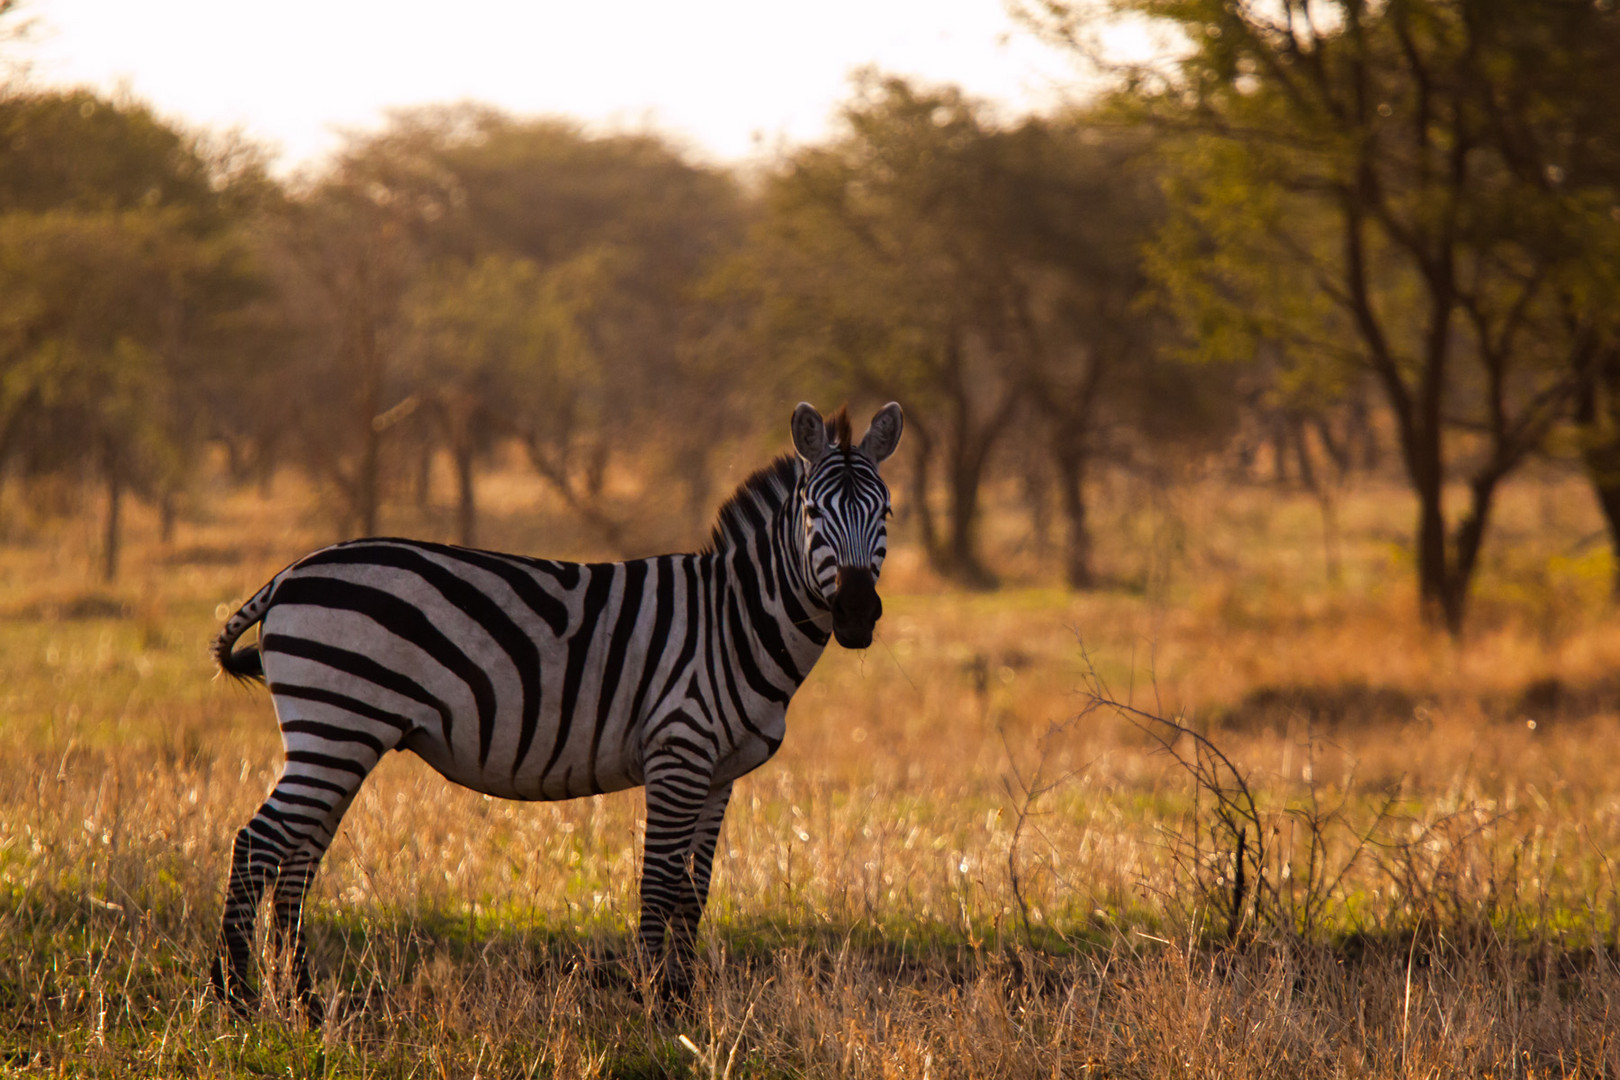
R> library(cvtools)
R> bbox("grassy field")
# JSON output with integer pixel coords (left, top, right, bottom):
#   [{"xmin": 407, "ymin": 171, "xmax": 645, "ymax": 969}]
[{"xmin": 2, "ymin": 456, "xmax": 1620, "ymax": 1077}]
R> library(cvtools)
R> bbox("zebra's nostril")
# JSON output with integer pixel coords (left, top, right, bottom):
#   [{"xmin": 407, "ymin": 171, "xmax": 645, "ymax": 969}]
[{"xmin": 831, "ymin": 573, "xmax": 882, "ymax": 627}]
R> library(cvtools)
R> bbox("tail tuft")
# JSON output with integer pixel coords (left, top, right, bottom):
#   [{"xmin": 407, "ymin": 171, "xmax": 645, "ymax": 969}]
[{"xmin": 214, "ymin": 641, "xmax": 265, "ymax": 684}]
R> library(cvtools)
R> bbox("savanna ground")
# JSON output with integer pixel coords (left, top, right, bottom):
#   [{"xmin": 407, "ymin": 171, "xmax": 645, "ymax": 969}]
[{"xmin": 2, "ymin": 452, "xmax": 1619, "ymax": 1078}]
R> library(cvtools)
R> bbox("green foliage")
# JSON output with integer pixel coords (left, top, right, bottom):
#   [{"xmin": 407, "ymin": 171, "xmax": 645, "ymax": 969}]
[
  {"xmin": 1101, "ymin": 0, "xmax": 1620, "ymax": 628},
  {"xmin": 0, "ymin": 90, "xmax": 215, "ymax": 220},
  {"xmin": 0, "ymin": 88, "xmax": 272, "ymax": 575},
  {"xmin": 0, "ymin": 209, "xmax": 234, "ymax": 486},
  {"xmin": 402, "ymin": 253, "xmax": 603, "ymax": 457}
]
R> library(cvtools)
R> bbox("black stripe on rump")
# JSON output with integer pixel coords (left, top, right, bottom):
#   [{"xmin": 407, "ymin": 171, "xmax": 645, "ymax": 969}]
[
  {"xmin": 285, "ymin": 749, "xmax": 369, "ymax": 778},
  {"xmin": 263, "ymin": 633, "xmax": 453, "ymax": 741},
  {"xmin": 271, "ymin": 576, "xmax": 498, "ymax": 759},
  {"xmin": 295, "ymin": 545, "xmax": 537, "ymax": 769},
  {"xmin": 273, "ymin": 683, "xmax": 412, "ymax": 736},
  {"xmin": 279, "ymin": 774, "xmax": 351, "ymax": 797},
  {"xmin": 543, "ymin": 563, "xmax": 616, "ymax": 785},
  {"xmin": 281, "ymin": 719, "xmax": 386, "ymax": 755},
  {"xmin": 586, "ymin": 559, "xmax": 648, "ymax": 794}
]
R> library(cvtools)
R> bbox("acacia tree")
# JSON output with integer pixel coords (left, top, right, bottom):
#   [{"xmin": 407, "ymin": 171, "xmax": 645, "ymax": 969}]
[
  {"xmin": 747, "ymin": 77, "xmax": 1046, "ymax": 587},
  {"xmin": 330, "ymin": 107, "xmax": 747, "ymax": 544},
  {"xmin": 1466, "ymin": 7, "xmax": 1620, "ymax": 594},
  {"xmin": 0, "ymin": 90, "xmax": 263, "ymax": 577},
  {"xmin": 271, "ymin": 169, "xmax": 419, "ymax": 538},
  {"xmin": 1055, "ymin": 0, "xmax": 1618, "ymax": 632},
  {"xmin": 985, "ymin": 118, "xmax": 1211, "ymax": 588},
  {"xmin": 401, "ymin": 253, "xmax": 609, "ymax": 546},
  {"xmin": 747, "ymin": 77, "xmax": 1203, "ymax": 588}
]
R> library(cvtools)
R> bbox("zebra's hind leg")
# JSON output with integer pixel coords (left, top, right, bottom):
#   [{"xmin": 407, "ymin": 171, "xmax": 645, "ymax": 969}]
[
  {"xmin": 211, "ymin": 806, "xmax": 283, "ymax": 1015},
  {"xmin": 213, "ymin": 757, "xmax": 369, "ymax": 1020},
  {"xmin": 269, "ymin": 796, "xmax": 352, "ymax": 1027}
]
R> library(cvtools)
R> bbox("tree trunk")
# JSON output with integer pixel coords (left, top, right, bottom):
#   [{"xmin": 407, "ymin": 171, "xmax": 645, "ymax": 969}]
[
  {"xmin": 945, "ymin": 440, "xmax": 995, "ymax": 589},
  {"xmin": 1052, "ymin": 444, "xmax": 1093, "ymax": 590},
  {"xmin": 1314, "ymin": 487, "xmax": 1343, "ymax": 588},
  {"xmin": 102, "ymin": 469, "xmax": 123, "ymax": 583},
  {"xmin": 357, "ymin": 375, "xmax": 381, "ymax": 538},
  {"xmin": 1271, "ymin": 417, "xmax": 1292, "ymax": 486},
  {"xmin": 1413, "ymin": 462, "xmax": 1451, "ymax": 630},
  {"xmin": 454, "ymin": 442, "xmax": 477, "ymax": 547},
  {"xmin": 907, "ymin": 425, "xmax": 940, "ymax": 567},
  {"xmin": 1290, "ymin": 415, "xmax": 1317, "ymax": 491},
  {"xmin": 1444, "ymin": 475, "xmax": 1503, "ymax": 634},
  {"xmin": 1591, "ymin": 472, "xmax": 1620, "ymax": 599},
  {"xmin": 1411, "ymin": 447, "xmax": 1504, "ymax": 636},
  {"xmin": 159, "ymin": 490, "xmax": 177, "ymax": 545},
  {"xmin": 584, "ymin": 439, "xmax": 610, "ymax": 502},
  {"xmin": 1576, "ymin": 349, "xmax": 1620, "ymax": 598},
  {"xmin": 351, "ymin": 263, "xmax": 384, "ymax": 539},
  {"xmin": 935, "ymin": 348, "xmax": 1008, "ymax": 588},
  {"xmin": 1021, "ymin": 460, "xmax": 1051, "ymax": 558},
  {"xmin": 415, "ymin": 440, "xmax": 434, "ymax": 511},
  {"xmin": 255, "ymin": 435, "xmax": 277, "ymax": 499}
]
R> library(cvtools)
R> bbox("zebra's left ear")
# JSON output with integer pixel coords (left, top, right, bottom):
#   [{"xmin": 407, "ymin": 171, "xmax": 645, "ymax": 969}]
[{"xmin": 859, "ymin": 402, "xmax": 904, "ymax": 463}]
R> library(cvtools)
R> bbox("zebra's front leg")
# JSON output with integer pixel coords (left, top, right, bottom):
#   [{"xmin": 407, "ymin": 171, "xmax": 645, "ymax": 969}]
[
  {"xmin": 637, "ymin": 747, "xmax": 717, "ymax": 998},
  {"xmin": 668, "ymin": 781, "xmax": 733, "ymax": 976}
]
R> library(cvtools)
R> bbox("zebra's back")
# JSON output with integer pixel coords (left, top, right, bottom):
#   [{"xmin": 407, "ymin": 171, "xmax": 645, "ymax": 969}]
[{"xmin": 258, "ymin": 537, "xmax": 700, "ymax": 801}]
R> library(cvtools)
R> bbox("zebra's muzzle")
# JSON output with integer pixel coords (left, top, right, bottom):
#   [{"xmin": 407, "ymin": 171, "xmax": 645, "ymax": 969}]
[{"xmin": 831, "ymin": 566, "xmax": 882, "ymax": 649}]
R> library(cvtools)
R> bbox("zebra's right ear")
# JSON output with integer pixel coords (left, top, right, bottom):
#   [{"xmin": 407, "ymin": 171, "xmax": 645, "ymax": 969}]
[{"xmin": 791, "ymin": 402, "xmax": 828, "ymax": 462}]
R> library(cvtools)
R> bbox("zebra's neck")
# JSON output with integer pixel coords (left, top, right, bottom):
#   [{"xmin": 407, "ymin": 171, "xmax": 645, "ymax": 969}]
[
  {"xmin": 704, "ymin": 454, "xmax": 832, "ymax": 676},
  {"xmin": 705, "ymin": 454, "xmax": 800, "ymax": 556}
]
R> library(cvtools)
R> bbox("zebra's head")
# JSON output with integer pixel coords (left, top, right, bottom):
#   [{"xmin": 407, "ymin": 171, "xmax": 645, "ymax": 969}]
[{"xmin": 790, "ymin": 401, "xmax": 904, "ymax": 650}]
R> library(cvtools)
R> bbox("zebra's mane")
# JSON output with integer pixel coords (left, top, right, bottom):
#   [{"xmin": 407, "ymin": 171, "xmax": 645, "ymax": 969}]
[{"xmin": 704, "ymin": 454, "xmax": 802, "ymax": 555}]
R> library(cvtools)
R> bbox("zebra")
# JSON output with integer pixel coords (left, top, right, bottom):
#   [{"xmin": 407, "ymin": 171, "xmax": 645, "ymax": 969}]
[{"xmin": 208, "ymin": 401, "xmax": 902, "ymax": 1020}]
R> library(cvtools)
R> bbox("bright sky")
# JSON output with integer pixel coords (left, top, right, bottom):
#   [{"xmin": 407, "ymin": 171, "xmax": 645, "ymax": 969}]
[{"xmin": 22, "ymin": 0, "xmax": 1092, "ymax": 173}]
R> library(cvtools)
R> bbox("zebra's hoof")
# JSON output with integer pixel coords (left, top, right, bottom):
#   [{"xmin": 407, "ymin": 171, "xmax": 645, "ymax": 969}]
[
  {"xmin": 655, "ymin": 964, "xmax": 696, "ymax": 1007},
  {"xmin": 208, "ymin": 957, "xmax": 259, "ymax": 1019},
  {"xmin": 300, "ymin": 991, "xmax": 326, "ymax": 1029}
]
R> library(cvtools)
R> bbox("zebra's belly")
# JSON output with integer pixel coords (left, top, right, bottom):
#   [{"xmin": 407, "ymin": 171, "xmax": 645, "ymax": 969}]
[{"xmin": 401, "ymin": 726, "xmax": 645, "ymax": 801}]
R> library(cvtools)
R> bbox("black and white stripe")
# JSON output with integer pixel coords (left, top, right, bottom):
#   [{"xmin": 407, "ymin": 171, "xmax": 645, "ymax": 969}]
[{"xmin": 209, "ymin": 402, "xmax": 903, "ymax": 1018}]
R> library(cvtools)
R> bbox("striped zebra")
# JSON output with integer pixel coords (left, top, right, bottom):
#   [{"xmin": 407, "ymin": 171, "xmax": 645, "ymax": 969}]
[{"xmin": 209, "ymin": 402, "xmax": 902, "ymax": 1020}]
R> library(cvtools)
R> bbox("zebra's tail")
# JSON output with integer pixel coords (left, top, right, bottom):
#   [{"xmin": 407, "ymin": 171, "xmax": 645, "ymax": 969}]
[{"xmin": 211, "ymin": 574, "xmax": 286, "ymax": 685}]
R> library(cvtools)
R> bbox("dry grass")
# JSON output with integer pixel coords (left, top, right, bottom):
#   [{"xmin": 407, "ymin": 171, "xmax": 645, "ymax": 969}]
[{"xmin": 1, "ymin": 457, "xmax": 1619, "ymax": 1077}]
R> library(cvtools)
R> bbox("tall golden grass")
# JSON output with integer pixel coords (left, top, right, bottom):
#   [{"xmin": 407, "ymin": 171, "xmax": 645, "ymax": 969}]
[{"xmin": 1, "ymin": 456, "xmax": 1617, "ymax": 1076}]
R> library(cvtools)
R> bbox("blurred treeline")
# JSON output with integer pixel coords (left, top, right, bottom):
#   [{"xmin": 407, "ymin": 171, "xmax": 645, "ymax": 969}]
[{"xmin": 3, "ymin": 0, "xmax": 1620, "ymax": 636}]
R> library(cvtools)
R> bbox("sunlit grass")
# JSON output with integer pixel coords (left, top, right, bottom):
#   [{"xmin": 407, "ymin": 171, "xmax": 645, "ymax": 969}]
[{"xmin": 2, "ymin": 459, "xmax": 1619, "ymax": 1075}]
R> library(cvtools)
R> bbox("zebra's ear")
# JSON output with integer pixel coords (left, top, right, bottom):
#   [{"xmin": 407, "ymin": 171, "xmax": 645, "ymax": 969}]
[
  {"xmin": 791, "ymin": 402, "xmax": 829, "ymax": 462},
  {"xmin": 859, "ymin": 402, "xmax": 904, "ymax": 463}
]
